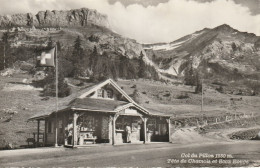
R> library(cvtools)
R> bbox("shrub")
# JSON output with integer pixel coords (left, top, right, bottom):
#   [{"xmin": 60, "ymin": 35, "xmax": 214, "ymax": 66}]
[
  {"xmin": 88, "ymin": 35, "xmax": 100, "ymax": 42},
  {"xmin": 176, "ymin": 93, "xmax": 189, "ymax": 99},
  {"xmin": 33, "ymin": 68, "xmax": 71, "ymax": 98},
  {"xmin": 163, "ymin": 93, "xmax": 171, "ymax": 97},
  {"xmin": 243, "ymin": 80, "xmax": 260, "ymax": 95},
  {"xmin": 216, "ymin": 86, "xmax": 224, "ymax": 93},
  {"xmin": 195, "ymin": 83, "xmax": 202, "ymax": 93}
]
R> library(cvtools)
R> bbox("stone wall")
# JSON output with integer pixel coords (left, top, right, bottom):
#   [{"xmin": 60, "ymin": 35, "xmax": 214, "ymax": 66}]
[{"xmin": 101, "ymin": 115, "xmax": 110, "ymax": 140}]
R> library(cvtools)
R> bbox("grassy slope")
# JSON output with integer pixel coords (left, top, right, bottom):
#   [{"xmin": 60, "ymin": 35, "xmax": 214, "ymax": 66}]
[
  {"xmin": 0, "ymin": 73, "xmax": 85, "ymax": 148},
  {"xmin": 0, "ymin": 74, "xmax": 260, "ymax": 148},
  {"xmin": 117, "ymin": 79, "xmax": 260, "ymax": 117},
  {"xmin": 0, "ymin": 73, "xmax": 46, "ymax": 148}
]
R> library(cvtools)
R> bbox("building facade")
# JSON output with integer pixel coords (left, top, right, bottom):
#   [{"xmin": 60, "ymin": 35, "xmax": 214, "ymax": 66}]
[{"xmin": 29, "ymin": 79, "xmax": 171, "ymax": 146}]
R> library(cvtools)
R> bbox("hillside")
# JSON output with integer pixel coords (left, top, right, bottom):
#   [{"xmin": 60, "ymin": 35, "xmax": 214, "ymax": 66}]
[
  {"xmin": 144, "ymin": 24, "xmax": 260, "ymax": 75},
  {"xmin": 1, "ymin": 9, "xmax": 260, "ymax": 94},
  {"xmin": 144, "ymin": 24, "xmax": 260, "ymax": 95},
  {"xmin": 0, "ymin": 8, "xmax": 159, "ymax": 84},
  {"xmin": 1, "ymin": 73, "xmax": 260, "ymax": 149}
]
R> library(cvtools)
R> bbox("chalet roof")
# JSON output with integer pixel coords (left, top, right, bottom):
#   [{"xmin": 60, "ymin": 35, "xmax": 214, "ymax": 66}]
[
  {"xmin": 70, "ymin": 98, "xmax": 129, "ymax": 112},
  {"xmin": 28, "ymin": 82, "xmax": 100, "ymax": 120},
  {"xmin": 28, "ymin": 78, "xmax": 171, "ymax": 120}
]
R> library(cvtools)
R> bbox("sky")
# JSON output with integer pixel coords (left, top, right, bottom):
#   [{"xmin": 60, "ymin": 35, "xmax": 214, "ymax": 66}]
[{"xmin": 0, "ymin": 0, "xmax": 259, "ymax": 43}]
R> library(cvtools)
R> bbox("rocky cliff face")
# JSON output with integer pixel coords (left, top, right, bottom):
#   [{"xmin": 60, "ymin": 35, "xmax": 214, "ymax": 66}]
[
  {"xmin": 144, "ymin": 24, "xmax": 260, "ymax": 78},
  {"xmin": 0, "ymin": 8, "xmax": 109, "ymax": 28}
]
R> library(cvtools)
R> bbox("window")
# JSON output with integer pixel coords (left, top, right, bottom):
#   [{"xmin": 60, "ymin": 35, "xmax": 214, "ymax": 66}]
[
  {"xmin": 79, "ymin": 115, "xmax": 95, "ymax": 131},
  {"xmin": 106, "ymin": 89, "xmax": 113, "ymax": 99},
  {"xmin": 97, "ymin": 89, "xmax": 113, "ymax": 99},
  {"xmin": 58, "ymin": 120, "xmax": 63, "ymax": 133},
  {"xmin": 116, "ymin": 117, "xmax": 124, "ymax": 130},
  {"xmin": 97, "ymin": 89, "xmax": 103, "ymax": 98}
]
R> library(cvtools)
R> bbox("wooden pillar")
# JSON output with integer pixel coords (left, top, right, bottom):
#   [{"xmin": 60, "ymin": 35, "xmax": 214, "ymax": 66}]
[
  {"xmin": 44, "ymin": 119, "xmax": 47, "ymax": 146},
  {"xmin": 37, "ymin": 120, "xmax": 40, "ymax": 147},
  {"xmin": 166, "ymin": 118, "xmax": 171, "ymax": 143},
  {"xmin": 73, "ymin": 112, "xmax": 78, "ymax": 146},
  {"xmin": 112, "ymin": 115, "xmax": 116, "ymax": 145},
  {"xmin": 143, "ymin": 118, "xmax": 147, "ymax": 144},
  {"xmin": 109, "ymin": 115, "xmax": 113, "ymax": 144},
  {"xmin": 54, "ymin": 116, "xmax": 58, "ymax": 147},
  {"xmin": 63, "ymin": 113, "xmax": 66, "ymax": 145}
]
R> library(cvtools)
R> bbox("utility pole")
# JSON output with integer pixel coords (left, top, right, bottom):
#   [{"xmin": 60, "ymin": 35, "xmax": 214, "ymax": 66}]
[
  {"xmin": 55, "ymin": 45, "xmax": 58, "ymax": 147},
  {"xmin": 3, "ymin": 45, "xmax": 5, "ymax": 69},
  {"xmin": 201, "ymin": 78, "xmax": 204, "ymax": 113}
]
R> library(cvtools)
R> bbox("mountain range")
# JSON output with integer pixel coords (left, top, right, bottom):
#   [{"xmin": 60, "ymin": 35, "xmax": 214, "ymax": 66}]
[{"xmin": 0, "ymin": 8, "xmax": 260, "ymax": 95}]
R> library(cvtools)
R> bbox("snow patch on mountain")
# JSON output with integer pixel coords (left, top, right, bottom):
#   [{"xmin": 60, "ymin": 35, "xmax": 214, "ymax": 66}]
[
  {"xmin": 144, "ymin": 31, "xmax": 204, "ymax": 51},
  {"xmin": 144, "ymin": 40, "xmax": 186, "ymax": 51}
]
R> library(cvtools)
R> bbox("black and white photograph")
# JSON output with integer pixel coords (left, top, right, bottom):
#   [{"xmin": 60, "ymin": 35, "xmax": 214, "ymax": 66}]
[{"xmin": 0, "ymin": 0, "xmax": 260, "ymax": 167}]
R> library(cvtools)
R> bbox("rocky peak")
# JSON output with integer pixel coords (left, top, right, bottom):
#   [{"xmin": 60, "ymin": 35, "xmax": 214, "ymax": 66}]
[
  {"xmin": 213, "ymin": 24, "xmax": 237, "ymax": 34},
  {"xmin": 0, "ymin": 8, "xmax": 110, "ymax": 29}
]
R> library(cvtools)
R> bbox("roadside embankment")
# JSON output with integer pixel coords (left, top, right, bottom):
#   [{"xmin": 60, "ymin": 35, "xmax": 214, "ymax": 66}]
[
  {"xmin": 202, "ymin": 115, "xmax": 260, "ymax": 130},
  {"xmin": 228, "ymin": 128, "xmax": 260, "ymax": 140}
]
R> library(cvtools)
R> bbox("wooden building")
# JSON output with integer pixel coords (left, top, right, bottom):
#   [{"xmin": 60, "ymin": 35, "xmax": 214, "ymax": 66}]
[{"xmin": 29, "ymin": 79, "xmax": 172, "ymax": 147}]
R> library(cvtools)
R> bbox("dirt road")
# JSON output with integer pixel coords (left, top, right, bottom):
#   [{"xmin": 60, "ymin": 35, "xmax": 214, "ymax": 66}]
[{"xmin": 0, "ymin": 140, "xmax": 259, "ymax": 167}]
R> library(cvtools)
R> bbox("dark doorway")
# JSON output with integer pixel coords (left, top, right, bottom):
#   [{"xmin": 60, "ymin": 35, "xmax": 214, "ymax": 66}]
[{"xmin": 140, "ymin": 122, "xmax": 144, "ymax": 141}]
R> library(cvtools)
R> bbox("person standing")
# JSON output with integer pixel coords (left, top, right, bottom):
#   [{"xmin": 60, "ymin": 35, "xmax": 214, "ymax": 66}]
[{"xmin": 126, "ymin": 125, "xmax": 131, "ymax": 143}]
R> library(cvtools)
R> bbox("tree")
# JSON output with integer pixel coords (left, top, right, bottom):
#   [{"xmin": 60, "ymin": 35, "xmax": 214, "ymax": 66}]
[
  {"xmin": 38, "ymin": 68, "xmax": 71, "ymax": 97},
  {"xmin": 2, "ymin": 32, "xmax": 9, "ymax": 44},
  {"xmin": 138, "ymin": 51, "xmax": 146, "ymax": 78},
  {"xmin": 70, "ymin": 36, "xmax": 86, "ymax": 77},
  {"xmin": 184, "ymin": 62, "xmax": 196, "ymax": 85},
  {"xmin": 47, "ymin": 36, "xmax": 54, "ymax": 49},
  {"xmin": 56, "ymin": 41, "xmax": 62, "ymax": 52},
  {"xmin": 72, "ymin": 36, "xmax": 84, "ymax": 63},
  {"xmin": 119, "ymin": 55, "xmax": 128, "ymax": 78},
  {"xmin": 231, "ymin": 42, "xmax": 237, "ymax": 51},
  {"xmin": 152, "ymin": 53, "xmax": 156, "ymax": 61},
  {"xmin": 73, "ymin": 36, "xmax": 82, "ymax": 52},
  {"xmin": 232, "ymin": 68, "xmax": 241, "ymax": 80},
  {"xmin": 195, "ymin": 72, "xmax": 202, "ymax": 93},
  {"xmin": 1, "ymin": 31, "xmax": 10, "ymax": 69},
  {"xmin": 132, "ymin": 88, "xmax": 139, "ymax": 103},
  {"xmin": 89, "ymin": 45, "xmax": 98, "ymax": 70}
]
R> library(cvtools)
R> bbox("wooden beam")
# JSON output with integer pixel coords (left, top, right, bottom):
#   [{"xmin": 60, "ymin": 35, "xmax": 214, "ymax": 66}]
[
  {"xmin": 112, "ymin": 115, "xmax": 116, "ymax": 145},
  {"xmin": 73, "ymin": 112, "xmax": 78, "ymax": 146},
  {"xmin": 166, "ymin": 118, "xmax": 171, "ymax": 143},
  {"xmin": 54, "ymin": 117, "xmax": 58, "ymax": 147},
  {"xmin": 44, "ymin": 119, "xmax": 47, "ymax": 146},
  {"xmin": 143, "ymin": 118, "xmax": 147, "ymax": 144},
  {"xmin": 109, "ymin": 115, "xmax": 113, "ymax": 144}
]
